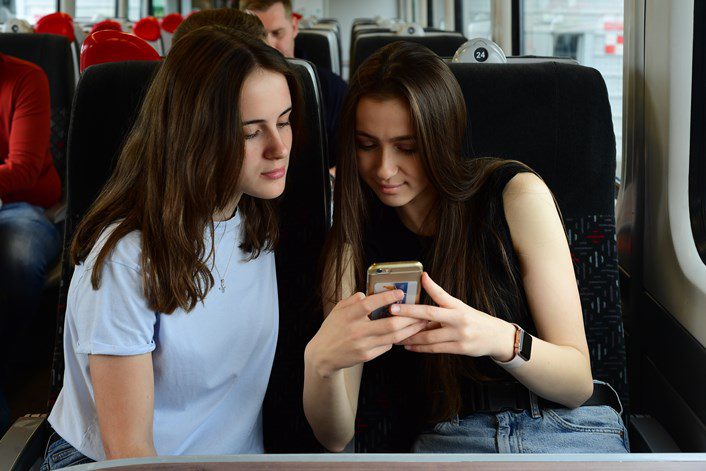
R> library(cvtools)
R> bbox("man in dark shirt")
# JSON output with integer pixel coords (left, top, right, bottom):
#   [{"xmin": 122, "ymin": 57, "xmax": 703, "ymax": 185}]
[{"xmin": 239, "ymin": 0, "xmax": 346, "ymax": 170}]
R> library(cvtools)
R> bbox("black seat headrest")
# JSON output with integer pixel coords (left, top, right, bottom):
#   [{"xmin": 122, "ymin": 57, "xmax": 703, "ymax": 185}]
[{"xmin": 449, "ymin": 61, "xmax": 616, "ymax": 216}]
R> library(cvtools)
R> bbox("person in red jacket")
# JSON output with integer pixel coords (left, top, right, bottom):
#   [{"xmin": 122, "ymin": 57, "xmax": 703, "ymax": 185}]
[{"xmin": 0, "ymin": 53, "xmax": 61, "ymax": 434}]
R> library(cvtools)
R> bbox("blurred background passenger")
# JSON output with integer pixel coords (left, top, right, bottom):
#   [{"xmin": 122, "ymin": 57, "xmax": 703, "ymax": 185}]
[
  {"xmin": 240, "ymin": 0, "xmax": 346, "ymax": 171},
  {"xmin": 0, "ymin": 52, "xmax": 61, "ymax": 435},
  {"xmin": 42, "ymin": 27, "xmax": 302, "ymax": 468}
]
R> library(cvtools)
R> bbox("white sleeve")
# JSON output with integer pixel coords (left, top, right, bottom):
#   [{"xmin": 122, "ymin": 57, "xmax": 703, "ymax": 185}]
[{"xmin": 71, "ymin": 259, "xmax": 157, "ymax": 356}]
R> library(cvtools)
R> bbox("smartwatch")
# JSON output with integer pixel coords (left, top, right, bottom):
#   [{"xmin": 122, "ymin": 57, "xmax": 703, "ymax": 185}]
[{"xmin": 493, "ymin": 323, "xmax": 532, "ymax": 369}]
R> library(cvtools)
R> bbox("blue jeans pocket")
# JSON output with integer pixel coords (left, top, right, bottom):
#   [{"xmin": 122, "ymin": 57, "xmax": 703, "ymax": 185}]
[
  {"xmin": 40, "ymin": 436, "xmax": 94, "ymax": 470},
  {"xmin": 544, "ymin": 405, "xmax": 625, "ymax": 435}
]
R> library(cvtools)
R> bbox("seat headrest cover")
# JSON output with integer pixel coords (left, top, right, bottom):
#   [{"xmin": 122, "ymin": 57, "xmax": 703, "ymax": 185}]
[
  {"xmin": 453, "ymin": 38, "xmax": 507, "ymax": 64},
  {"xmin": 89, "ymin": 19, "xmax": 123, "ymax": 35},
  {"xmin": 397, "ymin": 22, "xmax": 425, "ymax": 36},
  {"xmin": 3, "ymin": 19, "xmax": 33, "ymax": 34},
  {"xmin": 160, "ymin": 13, "xmax": 183, "ymax": 34},
  {"xmin": 35, "ymin": 12, "xmax": 75, "ymax": 42},
  {"xmin": 133, "ymin": 16, "xmax": 161, "ymax": 42},
  {"xmin": 80, "ymin": 30, "xmax": 160, "ymax": 72}
]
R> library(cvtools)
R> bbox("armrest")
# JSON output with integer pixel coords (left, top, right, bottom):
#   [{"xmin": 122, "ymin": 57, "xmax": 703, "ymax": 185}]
[
  {"xmin": 628, "ymin": 414, "xmax": 681, "ymax": 452},
  {"xmin": 0, "ymin": 414, "xmax": 49, "ymax": 471},
  {"xmin": 44, "ymin": 202, "xmax": 66, "ymax": 225}
]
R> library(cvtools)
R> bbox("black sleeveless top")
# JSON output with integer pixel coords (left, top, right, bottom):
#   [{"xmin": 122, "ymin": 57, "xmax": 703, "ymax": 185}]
[{"xmin": 356, "ymin": 162, "xmax": 537, "ymax": 452}]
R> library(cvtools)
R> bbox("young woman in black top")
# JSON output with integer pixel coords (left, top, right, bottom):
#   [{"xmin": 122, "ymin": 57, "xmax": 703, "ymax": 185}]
[{"xmin": 303, "ymin": 41, "xmax": 629, "ymax": 453}]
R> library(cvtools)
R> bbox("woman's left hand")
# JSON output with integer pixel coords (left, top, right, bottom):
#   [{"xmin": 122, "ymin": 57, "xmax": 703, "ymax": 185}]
[{"xmin": 392, "ymin": 272, "xmax": 516, "ymax": 360}]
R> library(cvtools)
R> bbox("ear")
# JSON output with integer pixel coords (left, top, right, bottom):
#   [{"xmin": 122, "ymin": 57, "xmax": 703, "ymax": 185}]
[{"xmin": 291, "ymin": 13, "xmax": 299, "ymax": 38}]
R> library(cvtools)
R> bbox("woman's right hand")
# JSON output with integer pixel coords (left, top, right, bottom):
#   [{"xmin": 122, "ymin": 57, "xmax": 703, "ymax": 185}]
[{"xmin": 305, "ymin": 290, "xmax": 427, "ymax": 378}]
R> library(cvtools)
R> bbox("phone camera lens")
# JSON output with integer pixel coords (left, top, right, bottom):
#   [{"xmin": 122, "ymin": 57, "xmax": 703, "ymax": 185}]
[{"xmin": 376, "ymin": 268, "xmax": 383, "ymax": 273}]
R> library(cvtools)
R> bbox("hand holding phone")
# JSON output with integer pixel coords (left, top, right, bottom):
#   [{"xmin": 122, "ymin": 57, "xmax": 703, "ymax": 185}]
[{"xmin": 366, "ymin": 261, "xmax": 423, "ymax": 320}]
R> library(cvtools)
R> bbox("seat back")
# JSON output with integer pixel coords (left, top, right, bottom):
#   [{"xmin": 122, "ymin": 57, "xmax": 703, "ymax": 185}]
[
  {"xmin": 50, "ymin": 61, "xmax": 332, "ymax": 458},
  {"xmin": 448, "ymin": 62, "xmax": 627, "ymax": 407},
  {"xmin": 295, "ymin": 29, "xmax": 340, "ymax": 75},
  {"xmin": 350, "ymin": 32, "xmax": 466, "ymax": 77},
  {"xmin": 0, "ymin": 33, "xmax": 74, "ymax": 185}
]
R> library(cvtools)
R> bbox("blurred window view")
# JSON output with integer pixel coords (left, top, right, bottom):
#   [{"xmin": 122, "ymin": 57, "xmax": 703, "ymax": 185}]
[
  {"xmin": 128, "ymin": 0, "xmax": 141, "ymax": 20},
  {"xmin": 75, "ymin": 0, "xmax": 114, "ymax": 19},
  {"xmin": 3, "ymin": 0, "xmax": 55, "ymax": 22},
  {"xmin": 463, "ymin": 0, "xmax": 491, "ymax": 39},
  {"xmin": 522, "ymin": 0, "xmax": 624, "ymax": 181}
]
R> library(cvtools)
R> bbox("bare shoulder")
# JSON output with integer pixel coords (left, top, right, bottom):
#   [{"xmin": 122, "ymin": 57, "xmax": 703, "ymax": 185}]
[
  {"xmin": 501, "ymin": 172, "xmax": 566, "ymax": 252},
  {"xmin": 502, "ymin": 172, "xmax": 553, "ymax": 199}
]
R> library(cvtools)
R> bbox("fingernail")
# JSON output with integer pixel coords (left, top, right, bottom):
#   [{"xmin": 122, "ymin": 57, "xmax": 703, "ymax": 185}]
[
  {"xmin": 396, "ymin": 290, "xmax": 404, "ymax": 299},
  {"xmin": 389, "ymin": 304, "xmax": 400, "ymax": 314}
]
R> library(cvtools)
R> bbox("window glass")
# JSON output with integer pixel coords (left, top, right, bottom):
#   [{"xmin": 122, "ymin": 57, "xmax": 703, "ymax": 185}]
[
  {"xmin": 463, "ymin": 0, "xmax": 491, "ymax": 40},
  {"xmin": 432, "ymin": 0, "xmax": 446, "ymax": 29},
  {"xmin": 75, "ymin": 0, "xmax": 114, "ymax": 20},
  {"xmin": 128, "ymin": 0, "xmax": 142, "ymax": 20},
  {"xmin": 5, "ymin": 0, "xmax": 56, "ymax": 22},
  {"xmin": 522, "ymin": 0, "xmax": 624, "ymax": 181}
]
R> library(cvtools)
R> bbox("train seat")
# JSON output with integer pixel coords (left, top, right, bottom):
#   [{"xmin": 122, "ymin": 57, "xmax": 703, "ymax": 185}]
[
  {"xmin": 450, "ymin": 62, "xmax": 627, "ymax": 406},
  {"xmin": 132, "ymin": 16, "xmax": 164, "ymax": 56},
  {"xmin": 0, "ymin": 55, "xmax": 330, "ymax": 467},
  {"xmin": 350, "ymin": 31, "xmax": 467, "ymax": 78},
  {"xmin": 34, "ymin": 12, "xmax": 80, "ymax": 83},
  {"xmin": 295, "ymin": 28, "xmax": 340, "ymax": 75},
  {"xmin": 353, "ymin": 61, "xmax": 627, "ymax": 453},
  {"xmin": 159, "ymin": 13, "xmax": 183, "ymax": 55},
  {"xmin": 79, "ymin": 30, "xmax": 160, "ymax": 72}
]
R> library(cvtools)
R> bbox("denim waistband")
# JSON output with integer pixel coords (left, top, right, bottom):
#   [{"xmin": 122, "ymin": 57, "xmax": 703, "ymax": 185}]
[{"xmin": 459, "ymin": 380, "xmax": 622, "ymax": 416}]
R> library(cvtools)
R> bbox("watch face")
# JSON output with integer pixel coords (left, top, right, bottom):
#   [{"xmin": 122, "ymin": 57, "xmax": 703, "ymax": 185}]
[{"xmin": 519, "ymin": 331, "xmax": 533, "ymax": 361}]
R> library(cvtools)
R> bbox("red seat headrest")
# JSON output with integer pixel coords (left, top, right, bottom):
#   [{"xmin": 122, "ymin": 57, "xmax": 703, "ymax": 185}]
[
  {"xmin": 160, "ymin": 13, "xmax": 184, "ymax": 34},
  {"xmin": 133, "ymin": 16, "xmax": 161, "ymax": 42},
  {"xmin": 80, "ymin": 30, "xmax": 160, "ymax": 73},
  {"xmin": 90, "ymin": 19, "xmax": 123, "ymax": 36},
  {"xmin": 35, "ymin": 12, "xmax": 75, "ymax": 42}
]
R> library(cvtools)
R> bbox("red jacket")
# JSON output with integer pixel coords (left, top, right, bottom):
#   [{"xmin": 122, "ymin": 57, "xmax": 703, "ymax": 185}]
[{"xmin": 0, "ymin": 53, "xmax": 61, "ymax": 208}]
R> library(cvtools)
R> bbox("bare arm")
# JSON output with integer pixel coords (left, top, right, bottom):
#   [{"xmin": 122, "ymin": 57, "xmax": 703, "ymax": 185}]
[
  {"xmin": 497, "ymin": 172, "xmax": 593, "ymax": 407},
  {"xmin": 303, "ymin": 251, "xmax": 426, "ymax": 451},
  {"xmin": 90, "ymin": 353, "xmax": 157, "ymax": 460},
  {"xmin": 303, "ymin": 257, "xmax": 361, "ymax": 452}
]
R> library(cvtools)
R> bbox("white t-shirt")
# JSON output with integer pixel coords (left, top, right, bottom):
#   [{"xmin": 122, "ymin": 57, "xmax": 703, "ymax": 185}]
[{"xmin": 48, "ymin": 211, "xmax": 279, "ymax": 460}]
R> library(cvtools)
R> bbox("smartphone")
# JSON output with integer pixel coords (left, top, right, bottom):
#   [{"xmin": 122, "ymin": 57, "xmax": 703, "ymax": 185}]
[{"xmin": 366, "ymin": 261, "xmax": 423, "ymax": 320}]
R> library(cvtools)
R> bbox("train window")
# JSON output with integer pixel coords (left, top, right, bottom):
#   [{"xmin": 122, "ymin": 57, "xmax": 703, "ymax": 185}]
[
  {"xmin": 428, "ymin": 0, "xmax": 446, "ymax": 29},
  {"xmin": 520, "ymin": 0, "xmax": 624, "ymax": 182},
  {"xmin": 76, "ymin": 0, "xmax": 114, "ymax": 19},
  {"xmin": 462, "ymin": 0, "xmax": 492, "ymax": 39},
  {"xmin": 128, "ymin": 0, "xmax": 142, "ymax": 21},
  {"xmin": 5, "ymin": 0, "xmax": 56, "ymax": 21},
  {"xmin": 691, "ymin": 0, "xmax": 706, "ymax": 265}
]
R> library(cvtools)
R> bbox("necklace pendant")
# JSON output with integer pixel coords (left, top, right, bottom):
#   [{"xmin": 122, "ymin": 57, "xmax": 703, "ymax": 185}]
[{"xmin": 219, "ymin": 279, "xmax": 226, "ymax": 293}]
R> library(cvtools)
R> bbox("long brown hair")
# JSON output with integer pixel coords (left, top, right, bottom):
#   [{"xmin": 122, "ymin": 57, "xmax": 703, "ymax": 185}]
[
  {"xmin": 323, "ymin": 41, "xmax": 534, "ymax": 421},
  {"xmin": 71, "ymin": 26, "xmax": 303, "ymax": 314}
]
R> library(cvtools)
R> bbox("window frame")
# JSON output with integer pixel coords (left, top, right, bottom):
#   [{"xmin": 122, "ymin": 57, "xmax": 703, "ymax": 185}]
[{"xmin": 690, "ymin": 0, "xmax": 706, "ymax": 264}]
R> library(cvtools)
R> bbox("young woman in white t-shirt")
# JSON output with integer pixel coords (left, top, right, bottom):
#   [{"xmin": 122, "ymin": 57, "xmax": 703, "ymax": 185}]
[{"xmin": 43, "ymin": 26, "xmax": 303, "ymax": 469}]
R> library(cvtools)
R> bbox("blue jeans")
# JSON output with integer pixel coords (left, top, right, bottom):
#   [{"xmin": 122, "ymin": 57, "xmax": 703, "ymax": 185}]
[
  {"xmin": 0, "ymin": 202, "xmax": 61, "ymax": 354},
  {"xmin": 412, "ymin": 383, "xmax": 630, "ymax": 453},
  {"xmin": 41, "ymin": 434, "xmax": 94, "ymax": 470}
]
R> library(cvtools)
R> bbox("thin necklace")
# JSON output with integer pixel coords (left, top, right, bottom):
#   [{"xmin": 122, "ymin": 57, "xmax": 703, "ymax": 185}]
[{"xmin": 212, "ymin": 219, "xmax": 237, "ymax": 293}]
